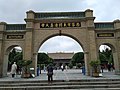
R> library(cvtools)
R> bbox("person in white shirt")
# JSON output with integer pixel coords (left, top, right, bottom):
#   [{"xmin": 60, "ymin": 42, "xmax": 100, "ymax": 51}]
[
  {"xmin": 65, "ymin": 65, "xmax": 68, "ymax": 71},
  {"xmin": 61, "ymin": 64, "xmax": 64, "ymax": 71},
  {"xmin": 11, "ymin": 62, "xmax": 17, "ymax": 78}
]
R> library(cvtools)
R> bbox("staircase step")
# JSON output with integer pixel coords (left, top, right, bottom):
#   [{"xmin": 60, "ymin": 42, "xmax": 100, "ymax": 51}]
[
  {"xmin": 0, "ymin": 84, "xmax": 120, "ymax": 90},
  {"xmin": 0, "ymin": 81, "xmax": 120, "ymax": 86},
  {"xmin": 0, "ymin": 79, "xmax": 120, "ymax": 89}
]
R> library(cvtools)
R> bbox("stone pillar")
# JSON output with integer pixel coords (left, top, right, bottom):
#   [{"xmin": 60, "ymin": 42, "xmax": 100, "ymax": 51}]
[
  {"xmin": 114, "ymin": 19, "xmax": 120, "ymax": 75},
  {"xmin": 85, "ymin": 9, "xmax": 93, "ymax": 17},
  {"xmin": 85, "ymin": 9, "xmax": 98, "ymax": 61},
  {"xmin": 24, "ymin": 10, "xmax": 35, "ymax": 74},
  {"xmin": 25, "ymin": 10, "xmax": 35, "ymax": 29},
  {"xmin": 32, "ymin": 53, "xmax": 37, "ymax": 76},
  {"xmin": 113, "ymin": 51, "xmax": 120, "ymax": 74},
  {"xmin": 88, "ymin": 29, "xmax": 98, "ymax": 60},
  {"xmin": 85, "ymin": 9, "xmax": 98, "ymax": 76},
  {"xmin": 85, "ymin": 9, "xmax": 95, "ymax": 27},
  {"xmin": 24, "ymin": 10, "xmax": 34, "ymax": 60},
  {"xmin": 0, "ymin": 22, "xmax": 6, "ymax": 77},
  {"xmin": 24, "ymin": 31, "xmax": 33, "ymax": 60},
  {"xmin": 84, "ymin": 52, "xmax": 90, "ymax": 76},
  {"xmin": 2, "ymin": 53, "xmax": 8, "ymax": 77},
  {"xmin": 114, "ymin": 19, "xmax": 120, "ymax": 29}
]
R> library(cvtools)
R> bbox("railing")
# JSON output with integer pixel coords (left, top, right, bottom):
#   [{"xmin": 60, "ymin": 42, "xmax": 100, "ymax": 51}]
[
  {"xmin": 6, "ymin": 24, "xmax": 26, "ymax": 30},
  {"xmin": 95, "ymin": 23, "xmax": 114, "ymax": 29},
  {"xmin": 35, "ymin": 12, "xmax": 85, "ymax": 19}
]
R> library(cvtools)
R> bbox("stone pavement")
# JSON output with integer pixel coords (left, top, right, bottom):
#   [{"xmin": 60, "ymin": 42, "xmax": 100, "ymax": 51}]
[{"xmin": 0, "ymin": 69, "xmax": 120, "ymax": 81}]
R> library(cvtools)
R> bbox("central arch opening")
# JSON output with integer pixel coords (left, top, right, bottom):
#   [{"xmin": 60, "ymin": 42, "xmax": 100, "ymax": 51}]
[{"xmin": 36, "ymin": 35, "xmax": 85, "ymax": 80}]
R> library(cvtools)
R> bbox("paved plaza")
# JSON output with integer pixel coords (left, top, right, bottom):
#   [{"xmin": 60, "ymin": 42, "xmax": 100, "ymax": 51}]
[{"xmin": 0, "ymin": 69, "xmax": 120, "ymax": 81}]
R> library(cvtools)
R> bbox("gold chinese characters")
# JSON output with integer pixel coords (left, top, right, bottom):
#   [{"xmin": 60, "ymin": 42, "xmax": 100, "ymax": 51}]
[{"xmin": 40, "ymin": 22, "xmax": 81, "ymax": 28}]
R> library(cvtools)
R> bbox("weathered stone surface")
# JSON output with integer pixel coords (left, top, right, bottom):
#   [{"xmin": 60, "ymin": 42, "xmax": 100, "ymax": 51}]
[{"xmin": 0, "ymin": 9, "xmax": 120, "ymax": 77}]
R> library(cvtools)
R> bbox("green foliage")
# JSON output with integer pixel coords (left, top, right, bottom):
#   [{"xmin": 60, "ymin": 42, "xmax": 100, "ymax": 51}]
[
  {"xmin": 37, "ymin": 53, "xmax": 50, "ymax": 64},
  {"xmin": 90, "ymin": 60, "xmax": 101, "ymax": 74},
  {"xmin": 37, "ymin": 53, "xmax": 54, "ymax": 65},
  {"xmin": 99, "ymin": 48, "xmax": 113, "ymax": 64},
  {"xmin": 13, "ymin": 52, "xmax": 23, "ymax": 62},
  {"xmin": 18, "ymin": 60, "xmax": 32, "ymax": 67},
  {"xmin": 18, "ymin": 60, "xmax": 32, "ymax": 73},
  {"xmin": 71, "ymin": 52, "xmax": 84, "ymax": 65},
  {"xmin": 68, "ymin": 63, "xmax": 73, "ymax": 69},
  {"xmin": 9, "ymin": 48, "xmax": 23, "ymax": 64},
  {"xmin": 8, "ymin": 48, "xmax": 23, "ymax": 71},
  {"xmin": 76, "ymin": 63, "xmax": 82, "ymax": 68},
  {"xmin": 90, "ymin": 60, "xmax": 100, "ymax": 67},
  {"xmin": 9, "ymin": 48, "xmax": 17, "ymax": 64},
  {"xmin": 48, "ymin": 57, "xmax": 53, "ymax": 64}
]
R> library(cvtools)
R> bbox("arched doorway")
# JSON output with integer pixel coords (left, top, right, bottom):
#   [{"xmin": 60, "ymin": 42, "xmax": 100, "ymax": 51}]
[
  {"xmin": 3, "ymin": 45, "xmax": 23, "ymax": 77},
  {"xmin": 35, "ymin": 35, "xmax": 87, "ymax": 77},
  {"xmin": 98, "ymin": 43, "xmax": 119, "ymax": 74}
]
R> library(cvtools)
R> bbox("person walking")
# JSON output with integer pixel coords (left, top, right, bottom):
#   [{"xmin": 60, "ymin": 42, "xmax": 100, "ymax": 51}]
[
  {"xmin": 65, "ymin": 65, "xmax": 68, "ymax": 71},
  {"xmin": 47, "ymin": 64, "xmax": 54, "ymax": 82},
  {"xmin": 11, "ymin": 62, "xmax": 17, "ymax": 78},
  {"xmin": 101, "ymin": 64, "xmax": 104, "ymax": 73},
  {"xmin": 107, "ymin": 63, "xmax": 111, "ymax": 72},
  {"xmin": 61, "ymin": 64, "xmax": 64, "ymax": 71}
]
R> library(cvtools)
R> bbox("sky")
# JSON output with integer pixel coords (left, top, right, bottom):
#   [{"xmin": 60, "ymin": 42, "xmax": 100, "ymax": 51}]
[{"xmin": 0, "ymin": 0, "xmax": 120, "ymax": 53}]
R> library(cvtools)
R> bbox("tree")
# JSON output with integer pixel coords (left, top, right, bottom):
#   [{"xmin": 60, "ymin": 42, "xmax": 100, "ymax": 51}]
[
  {"xmin": 99, "ymin": 48, "xmax": 113, "ymax": 64},
  {"xmin": 8, "ymin": 48, "xmax": 23, "ymax": 71},
  {"xmin": 48, "ymin": 57, "xmax": 54, "ymax": 64},
  {"xmin": 71, "ymin": 52, "xmax": 84, "ymax": 66},
  {"xmin": 90, "ymin": 60, "xmax": 100, "ymax": 77},
  {"xmin": 13, "ymin": 52, "xmax": 23, "ymax": 62},
  {"xmin": 18, "ymin": 59, "xmax": 32, "ymax": 78},
  {"xmin": 37, "ymin": 53, "xmax": 50, "ymax": 65},
  {"xmin": 8, "ymin": 48, "xmax": 17, "ymax": 65}
]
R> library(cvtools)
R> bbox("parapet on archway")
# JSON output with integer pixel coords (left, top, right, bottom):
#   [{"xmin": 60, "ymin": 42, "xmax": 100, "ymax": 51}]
[{"xmin": 0, "ymin": 9, "xmax": 120, "ymax": 77}]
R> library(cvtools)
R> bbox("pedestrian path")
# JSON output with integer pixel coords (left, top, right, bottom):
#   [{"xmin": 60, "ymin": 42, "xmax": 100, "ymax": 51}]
[
  {"xmin": 0, "ymin": 69, "xmax": 120, "ymax": 81},
  {"xmin": 0, "ymin": 69, "xmax": 120, "ymax": 90}
]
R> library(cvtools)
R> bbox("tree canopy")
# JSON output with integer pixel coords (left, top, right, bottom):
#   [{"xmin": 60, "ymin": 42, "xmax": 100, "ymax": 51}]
[
  {"xmin": 71, "ymin": 52, "xmax": 84, "ymax": 66},
  {"xmin": 37, "ymin": 53, "xmax": 53, "ymax": 65},
  {"xmin": 99, "ymin": 48, "xmax": 113, "ymax": 64}
]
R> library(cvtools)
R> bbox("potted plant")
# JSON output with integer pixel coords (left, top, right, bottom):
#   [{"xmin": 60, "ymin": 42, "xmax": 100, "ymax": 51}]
[
  {"xmin": 90, "ymin": 60, "xmax": 100, "ymax": 77},
  {"xmin": 18, "ymin": 60, "xmax": 32, "ymax": 78}
]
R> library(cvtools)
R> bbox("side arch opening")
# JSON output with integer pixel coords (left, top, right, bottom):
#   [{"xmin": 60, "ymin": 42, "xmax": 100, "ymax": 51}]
[
  {"xmin": 98, "ymin": 43, "xmax": 118, "ymax": 74},
  {"xmin": 3, "ymin": 45, "xmax": 23, "ymax": 77}
]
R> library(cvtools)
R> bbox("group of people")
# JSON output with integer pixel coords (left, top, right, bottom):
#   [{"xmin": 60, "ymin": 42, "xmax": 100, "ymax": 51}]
[
  {"xmin": 101, "ymin": 63, "xmax": 114, "ymax": 73},
  {"xmin": 107, "ymin": 63, "xmax": 114, "ymax": 71},
  {"xmin": 61, "ymin": 64, "xmax": 68, "ymax": 71},
  {"xmin": 10, "ymin": 62, "xmax": 67, "ymax": 82},
  {"xmin": 46, "ymin": 64, "xmax": 68, "ymax": 82},
  {"xmin": 10, "ymin": 62, "xmax": 54, "ymax": 82},
  {"xmin": 10, "ymin": 62, "xmax": 115, "ymax": 82}
]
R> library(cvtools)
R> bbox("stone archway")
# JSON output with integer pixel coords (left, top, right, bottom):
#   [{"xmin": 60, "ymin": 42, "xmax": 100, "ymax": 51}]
[
  {"xmin": 0, "ymin": 9, "xmax": 120, "ymax": 77},
  {"xmin": 98, "ymin": 43, "xmax": 119, "ymax": 74}
]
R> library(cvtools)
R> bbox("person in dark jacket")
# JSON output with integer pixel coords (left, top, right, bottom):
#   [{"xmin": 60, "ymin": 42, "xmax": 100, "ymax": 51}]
[{"xmin": 47, "ymin": 64, "xmax": 54, "ymax": 82}]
